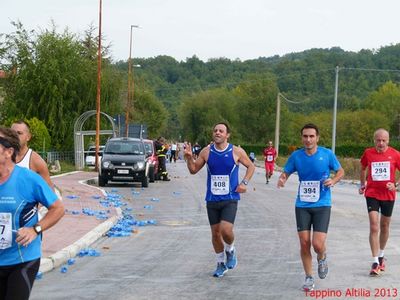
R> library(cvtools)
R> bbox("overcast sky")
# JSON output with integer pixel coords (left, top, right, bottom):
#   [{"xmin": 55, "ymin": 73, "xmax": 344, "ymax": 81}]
[{"xmin": 2, "ymin": 0, "xmax": 399, "ymax": 62}]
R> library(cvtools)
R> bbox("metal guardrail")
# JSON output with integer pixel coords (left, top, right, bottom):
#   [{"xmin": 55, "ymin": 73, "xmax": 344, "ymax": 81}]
[{"xmin": 38, "ymin": 151, "xmax": 75, "ymax": 163}]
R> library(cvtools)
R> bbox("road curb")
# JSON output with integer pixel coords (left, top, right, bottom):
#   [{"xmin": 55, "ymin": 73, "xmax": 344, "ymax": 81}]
[
  {"xmin": 39, "ymin": 211, "xmax": 121, "ymax": 273},
  {"xmin": 39, "ymin": 175, "xmax": 122, "ymax": 273}
]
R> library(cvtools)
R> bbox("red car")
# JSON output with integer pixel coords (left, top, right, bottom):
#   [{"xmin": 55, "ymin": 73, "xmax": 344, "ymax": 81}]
[{"xmin": 143, "ymin": 139, "xmax": 159, "ymax": 182}]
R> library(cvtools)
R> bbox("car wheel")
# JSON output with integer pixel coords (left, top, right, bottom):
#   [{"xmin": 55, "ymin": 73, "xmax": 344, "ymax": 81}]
[
  {"xmin": 142, "ymin": 175, "xmax": 149, "ymax": 188},
  {"xmin": 149, "ymin": 165, "xmax": 155, "ymax": 183},
  {"xmin": 98, "ymin": 175, "xmax": 107, "ymax": 187}
]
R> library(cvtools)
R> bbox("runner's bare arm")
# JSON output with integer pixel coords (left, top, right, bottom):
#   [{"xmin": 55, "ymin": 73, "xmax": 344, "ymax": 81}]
[
  {"xmin": 329, "ymin": 167, "xmax": 345, "ymax": 186},
  {"xmin": 359, "ymin": 164, "xmax": 367, "ymax": 194},
  {"xmin": 235, "ymin": 146, "xmax": 255, "ymax": 193},
  {"xmin": 31, "ymin": 151, "xmax": 55, "ymax": 191},
  {"xmin": 184, "ymin": 143, "xmax": 208, "ymax": 174},
  {"xmin": 277, "ymin": 172, "xmax": 290, "ymax": 188},
  {"xmin": 236, "ymin": 146, "xmax": 255, "ymax": 181},
  {"xmin": 16, "ymin": 200, "xmax": 64, "ymax": 247}
]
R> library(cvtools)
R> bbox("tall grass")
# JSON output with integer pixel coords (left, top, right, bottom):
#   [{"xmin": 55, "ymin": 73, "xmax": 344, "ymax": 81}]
[{"xmin": 261, "ymin": 155, "xmax": 361, "ymax": 181}]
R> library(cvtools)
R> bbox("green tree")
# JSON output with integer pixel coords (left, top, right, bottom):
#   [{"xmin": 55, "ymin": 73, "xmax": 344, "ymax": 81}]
[
  {"xmin": 178, "ymin": 88, "xmax": 237, "ymax": 145},
  {"xmin": 233, "ymin": 76, "xmax": 279, "ymax": 144},
  {"xmin": 0, "ymin": 22, "xmax": 123, "ymax": 150},
  {"xmin": 364, "ymin": 81, "xmax": 400, "ymax": 135},
  {"xmin": 336, "ymin": 110, "xmax": 390, "ymax": 144},
  {"xmin": 25, "ymin": 117, "xmax": 51, "ymax": 152},
  {"xmin": 4, "ymin": 117, "xmax": 51, "ymax": 152},
  {"xmin": 130, "ymin": 90, "xmax": 168, "ymax": 138}
]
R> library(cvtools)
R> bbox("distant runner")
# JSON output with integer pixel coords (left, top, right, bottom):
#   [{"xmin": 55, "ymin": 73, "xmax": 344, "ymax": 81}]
[{"xmin": 263, "ymin": 141, "xmax": 277, "ymax": 184}]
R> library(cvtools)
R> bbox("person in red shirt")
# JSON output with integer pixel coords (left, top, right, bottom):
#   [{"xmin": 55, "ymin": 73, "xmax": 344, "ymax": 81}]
[
  {"xmin": 263, "ymin": 141, "xmax": 277, "ymax": 184},
  {"xmin": 359, "ymin": 128, "xmax": 400, "ymax": 276}
]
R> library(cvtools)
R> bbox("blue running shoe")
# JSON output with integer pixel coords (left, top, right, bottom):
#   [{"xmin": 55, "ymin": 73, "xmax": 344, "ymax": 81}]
[
  {"xmin": 317, "ymin": 255, "xmax": 328, "ymax": 279},
  {"xmin": 302, "ymin": 275, "xmax": 315, "ymax": 291},
  {"xmin": 226, "ymin": 249, "xmax": 237, "ymax": 269},
  {"xmin": 213, "ymin": 262, "xmax": 228, "ymax": 277}
]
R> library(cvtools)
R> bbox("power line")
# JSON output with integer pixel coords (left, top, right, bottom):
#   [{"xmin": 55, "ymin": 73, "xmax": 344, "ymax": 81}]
[
  {"xmin": 279, "ymin": 93, "xmax": 308, "ymax": 104},
  {"xmin": 144, "ymin": 66, "xmax": 400, "ymax": 94},
  {"xmin": 148, "ymin": 68, "xmax": 337, "ymax": 93},
  {"xmin": 342, "ymin": 67, "xmax": 400, "ymax": 73}
]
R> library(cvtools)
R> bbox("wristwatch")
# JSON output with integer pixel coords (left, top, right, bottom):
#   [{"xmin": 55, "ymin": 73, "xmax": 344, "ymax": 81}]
[
  {"xmin": 241, "ymin": 179, "xmax": 249, "ymax": 186},
  {"xmin": 34, "ymin": 224, "xmax": 42, "ymax": 234}
]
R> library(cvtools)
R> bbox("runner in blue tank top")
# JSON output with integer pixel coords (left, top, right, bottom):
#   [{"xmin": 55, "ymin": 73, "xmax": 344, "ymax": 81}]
[
  {"xmin": 0, "ymin": 127, "xmax": 64, "ymax": 299},
  {"xmin": 277, "ymin": 123, "xmax": 344, "ymax": 292},
  {"xmin": 184, "ymin": 122, "xmax": 255, "ymax": 278}
]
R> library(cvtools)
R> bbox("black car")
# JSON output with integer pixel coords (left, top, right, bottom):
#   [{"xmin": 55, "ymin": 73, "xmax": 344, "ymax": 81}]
[{"xmin": 98, "ymin": 137, "xmax": 149, "ymax": 187}]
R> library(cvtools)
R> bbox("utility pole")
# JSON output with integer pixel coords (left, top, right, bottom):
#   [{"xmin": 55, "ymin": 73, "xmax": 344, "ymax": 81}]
[
  {"xmin": 274, "ymin": 93, "xmax": 281, "ymax": 155},
  {"xmin": 125, "ymin": 25, "xmax": 140, "ymax": 137},
  {"xmin": 398, "ymin": 113, "xmax": 400, "ymax": 140},
  {"xmin": 332, "ymin": 66, "xmax": 339, "ymax": 154}
]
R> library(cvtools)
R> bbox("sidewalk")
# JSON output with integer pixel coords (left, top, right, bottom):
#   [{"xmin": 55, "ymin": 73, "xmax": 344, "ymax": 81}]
[{"xmin": 39, "ymin": 171, "xmax": 121, "ymax": 273}]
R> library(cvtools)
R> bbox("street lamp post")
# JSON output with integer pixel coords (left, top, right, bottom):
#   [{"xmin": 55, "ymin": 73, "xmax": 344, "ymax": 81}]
[
  {"xmin": 125, "ymin": 25, "xmax": 140, "ymax": 137},
  {"xmin": 95, "ymin": 0, "xmax": 102, "ymax": 171}
]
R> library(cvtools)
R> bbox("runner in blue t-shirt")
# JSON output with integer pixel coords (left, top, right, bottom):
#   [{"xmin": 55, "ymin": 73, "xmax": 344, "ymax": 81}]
[
  {"xmin": 0, "ymin": 127, "xmax": 64, "ymax": 300},
  {"xmin": 184, "ymin": 122, "xmax": 255, "ymax": 278},
  {"xmin": 277, "ymin": 123, "xmax": 344, "ymax": 292}
]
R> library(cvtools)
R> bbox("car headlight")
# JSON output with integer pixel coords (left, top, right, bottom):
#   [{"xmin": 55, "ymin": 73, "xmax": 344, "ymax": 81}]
[
  {"xmin": 135, "ymin": 162, "xmax": 145, "ymax": 170},
  {"xmin": 103, "ymin": 161, "xmax": 113, "ymax": 168}
]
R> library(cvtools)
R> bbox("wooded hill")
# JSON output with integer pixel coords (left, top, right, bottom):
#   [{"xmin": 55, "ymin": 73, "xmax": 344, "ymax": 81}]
[
  {"xmin": 1, "ymin": 22, "xmax": 399, "ymax": 151},
  {"xmin": 115, "ymin": 44, "xmax": 400, "ymax": 149}
]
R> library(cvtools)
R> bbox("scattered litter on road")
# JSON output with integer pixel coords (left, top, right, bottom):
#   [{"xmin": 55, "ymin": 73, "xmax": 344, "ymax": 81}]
[
  {"xmin": 67, "ymin": 258, "xmax": 76, "ymax": 265},
  {"xmin": 66, "ymin": 195, "xmax": 79, "ymax": 199},
  {"xmin": 78, "ymin": 248, "xmax": 101, "ymax": 257},
  {"xmin": 60, "ymin": 266, "xmax": 68, "ymax": 273},
  {"xmin": 36, "ymin": 271, "xmax": 43, "ymax": 279},
  {"xmin": 64, "ymin": 209, "xmax": 81, "ymax": 215},
  {"xmin": 96, "ymin": 190, "xmax": 158, "ymax": 238}
]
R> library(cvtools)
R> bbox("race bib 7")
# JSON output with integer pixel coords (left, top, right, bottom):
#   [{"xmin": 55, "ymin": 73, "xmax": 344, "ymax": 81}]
[{"xmin": 0, "ymin": 213, "xmax": 12, "ymax": 250}]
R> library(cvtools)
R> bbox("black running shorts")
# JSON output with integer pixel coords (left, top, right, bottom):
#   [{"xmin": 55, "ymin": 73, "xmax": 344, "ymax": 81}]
[
  {"xmin": 0, "ymin": 258, "xmax": 40, "ymax": 300},
  {"xmin": 295, "ymin": 206, "xmax": 331, "ymax": 233},
  {"xmin": 206, "ymin": 200, "xmax": 238, "ymax": 225},
  {"xmin": 366, "ymin": 197, "xmax": 395, "ymax": 217}
]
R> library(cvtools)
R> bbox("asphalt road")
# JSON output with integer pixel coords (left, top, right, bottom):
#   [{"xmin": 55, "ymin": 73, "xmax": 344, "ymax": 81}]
[{"xmin": 31, "ymin": 161, "xmax": 400, "ymax": 300}]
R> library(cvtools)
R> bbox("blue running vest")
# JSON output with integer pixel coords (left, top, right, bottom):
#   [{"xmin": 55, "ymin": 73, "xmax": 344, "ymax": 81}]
[
  {"xmin": 206, "ymin": 143, "xmax": 240, "ymax": 202},
  {"xmin": 0, "ymin": 166, "xmax": 58, "ymax": 266}
]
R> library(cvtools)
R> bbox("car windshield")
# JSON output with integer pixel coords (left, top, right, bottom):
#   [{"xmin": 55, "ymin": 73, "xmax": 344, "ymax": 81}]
[
  {"xmin": 105, "ymin": 141, "xmax": 144, "ymax": 155},
  {"xmin": 87, "ymin": 146, "xmax": 104, "ymax": 156},
  {"xmin": 144, "ymin": 142, "xmax": 153, "ymax": 155}
]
